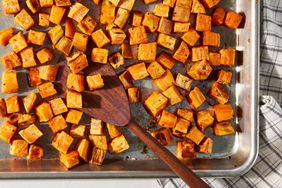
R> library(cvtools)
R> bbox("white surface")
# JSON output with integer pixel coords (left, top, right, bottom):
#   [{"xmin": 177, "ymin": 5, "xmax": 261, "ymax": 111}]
[{"xmin": 0, "ymin": 179, "xmax": 159, "ymax": 188}]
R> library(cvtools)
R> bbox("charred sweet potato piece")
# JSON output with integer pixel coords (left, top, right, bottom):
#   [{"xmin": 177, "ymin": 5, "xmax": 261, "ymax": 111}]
[
  {"xmin": 100, "ymin": 0, "xmax": 115, "ymax": 24},
  {"xmin": 10, "ymin": 139, "xmax": 28, "ymax": 157},
  {"xmin": 119, "ymin": 71, "xmax": 133, "ymax": 89},
  {"xmin": 28, "ymin": 67, "xmax": 42, "ymax": 87},
  {"xmin": 212, "ymin": 7, "xmax": 225, "ymax": 26},
  {"xmin": 26, "ymin": 0, "xmax": 40, "ymax": 14},
  {"xmin": 144, "ymin": 92, "xmax": 168, "ymax": 117},
  {"xmin": 150, "ymin": 128, "xmax": 173, "ymax": 145},
  {"xmin": 89, "ymin": 135, "xmax": 108, "ymax": 150},
  {"xmin": 131, "ymin": 11, "xmax": 143, "ymax": 26},
  {"xmin": 91, "ymin": 29, "xmax": 110, "ymax": 48},
  {"xmin": 157, "ymin": 17, "xmax": 173, "ymax": 35},
  {"xmin": 2, "ymin": 72, "xmax": 18, "ymax": 93},
  {"xmin": 52, "ymin": 131, "xmax": 74, "ymax": 154},
  {"xmin": 56, "ymin": 36, "xmax": 73, "ymax": 56},
  {"xmin": 1, "ymin": 51, "xmax": 21, "ymax": 70},
  {"xmin": 213, "ymin": 122, "xmax": 235, "ymax": 136},
  {"xmin": 0, "ymin": 121, "xmax": 17, "ymax": 143},
  {"xmin": 19, "ymin": 124, "xmax": 43, "ymax": 144},
  {"xmin": 162, "ymin": 85, "xmax": 183, "ymax": 105},
  {"xmin": 173, "ymin": 118, "xmax": 191, "ymax": 135},
  {"xmin": 35, "ymin": 102, "xmax": 54, "ymax": 122},
  {"xmin": 0, "ymin": 28, "xmax": 14, "ymax": 46},
  {"xmin": 48, "ymin": 25, "xmax": 64, "ymax": 45},
  {"xmin": 49, "ymin": 98, "xmax": 68, "ymax": 115},
  {"xmin": 109, "ymin": 52, "xmax": 124, "ymax": 69},
  {"xmin": 60, "ymin": 151, "xmax": 80, "ymax": 169},
  {"xmin": 70, "ymin": 124, "xmax": 86, "ymax": 137},
  {"xmin": 28, "ymin": 144, "xmax": 44, "ymax": 160},
  {"xmin": 108, "ymin": 134, "xmax": 129, "ymax": 154},
  {"xmin": 108, "ymin": 28, "xmax": 126, "ymax": 45},
  {"xmin": 176, "ymin": 140, "xmax": 196, "ymax": 160},
  {"xmin": 209, "ymin": 82, "xmax": 229, "ymax": 104},
  {"xmin": 224, "ymin": 11, "xmax": 243, "ymax": 29},
  {"xmin": 186, "ymin": 126, "xmax": 205, "ymax": 145},
  {"xmin": 23, "ymin": 92, "xmax": 37, "ymax": 113},
  {"xmin": 66, "ymin": 109, "xmax": 83, "ymax": 124},
  {"xmin": 78, "ymin": 15, "xmax": 97, "ymax": 35},
  {"xmin": 89, "ymin": 147, "xmax": 106, "ymax": 165},
  {"xmin": 173, "ymin": 41, "xmax": 190, "ymax": 63},
  {"xmin": 67, "ymin": 51, "xmax": 89, "ymax": 73},
  {"xmin": 3, "ymin": 0, "xmax": 21, "ymax": 14},
  {"xmin": 0, "ymin": 99, "xmax": 6, "ymax": 117},
  {"xmin": 65, "ymin": 18, "xmax": 75, "ymax": 38},
  {"xmin": 213, "ymin": 104, "xmax": 233, "ymax": 122},
  {"xmin": 114, "ymin": 8, "xmax": 130, "ymax": 29},
  {"xmin": 187, "ymin": 60, "xmax": 212, "ymax": 80},
  {"xmin": 188, "ymin": 87, "xmax": 206, "ymax": 109},
  {"xmin": 196, "ymin": 137, "xmax": 213, "ymax": 154},
  {"xmin": 127, "ymin": 63, "xmax": 149, "ymax": 80},
  {"xmin": 159, "ymin": 110, "xmax": 178, "ymax": 128}
]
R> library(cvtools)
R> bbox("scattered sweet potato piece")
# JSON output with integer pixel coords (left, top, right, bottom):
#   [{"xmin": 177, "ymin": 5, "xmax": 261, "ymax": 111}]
[
  {"xmin": 186, "ymin": 126, "xmax": 205, "ymax": 145},
  {"xmin": 28, "ymin": 67, "xmax": 42, "ymax": 87},
  {"xmin": 157, "ymin": 33, "xmax": 176, "ymax": 51},
  {"xmin": 196, "ymin": 137, "xmax": 213, "ymax": 154},
  {"xmin": 147, "ymin": 61, "xmax": 165, "ymax": 79},
  {"xmin": 10, "ymin": 139, "xmax": 28, "ymax": 157},
  {"xmin": 3, "ymin": 0, "xmax": 21, "ymax": 14},
  {"xmin": 128, "ymin": 87, "xmax": 140, "ymax": 103},
  {"xmin": 114, "ymin": 8, "xmax": 130, "ymax": 29},
  {"xmin": 0, "ymin": 121, "xmax": 17, "ymax": 143},
  {"xmin": 5, "ymin": 96, "xmax": 20, "ymax": 114},
  {"xmin": 175, "ymin": 73, "xmax": 193, "ymax": 91},
  {"xmin": 54, "ymin": 0, "xmax": 71, "ymax": 6},
  {"xmin": 187, "ymin": 60, "xmax": 212, "ymax": 80},
  {"xmin": 52, "ymin": 131, "xmax": 74, "ymax": 154},
  {"xmin": 67, "ymin": 51, "xmax": 89, "ymax": 73},
  {"xmin": 78, "ymin": 15, "xmax": 97, "ymax": 35},
  {"xmin": 158, "ymin": 17, "xmax": 173, "ymax": 35},
  {"xmin": 89, "ymin": 135, "xmax": 108, "ymax": 150},
  {"xmin": 66, "ymin": 109, "xmax": 83, "ymax": 124},
  {"xmin": 156, "ymin": 52, "xmax": 176, "ymax": 69},
  {"xmin": 188, "ymin": 87, "xmax": 206, "ymax": 109},
  {"xmin": 197, "ymin": 110, "xmax": 214, "ymax": 131},
  {"xmin": 76, "ymin": 139, "xmax": 90, "ymax": 162},
  {"xmin": 48, "ymin": 25, "xmax": 64, "ymax": 45},
  {"xmin": 35, "ymin": 102, "xmax": 54, "ymax": 122},
  {"xmin": 39, "ymin": 13, "xmax": 50, "ymax": 27},
  {"xmin": 144, "ymin": 92, "xmax": 168, "ymax": 117},
  {"xmin": 56, "ymin": 36, "xmax": 73, "ymax": 56},
  {"xmin": 39, "ymin": 0, "xmax": 53, "ymax": 8},
  {"xmin": 138, "ymin": 42, "xmax": 157, "ymax": 61},
  {"xmin": 217, "ymin": 70, "xmax": 232, "ymax": 84},
  {"xmin": 108, "ymin": 28, "xmax": 126, "ymax": 45},
  {"xmin": 23, "ymin": 92, "xmax": 37, "ymax": 113},
  {"xmin": 60, "ymin": 151, "xmax": 80, "ymax": 169},
  {"xmin": 220, "ymin": 48, "xmax": 235, "ymax": 66},
  {"xmin": 38, "ymin": 65, "xmax": 59, "ymax": 81},
  {"xmin": 209, "ymin": 82, "xmax": 229, "ymax": 104},
  {"xmin": 119, "ymin": 71, "xmax": 133, "ymax": 89},
  {"xmin": 191, "ymin": 46, "xmax": 209, "ymax": 62},
  {"xmin": 70, "ymin": 124, "xmax": 86, "ymax": 137},
  {"xmin": 172, "ymin": 6, "xmax": 190, "ymax": 22},
  {"xmin": 26, "ymin": 0, "xmax": 41, "ymax": 14},
  {"xmin": 2, "ymin": 72, "xmax": 18, "ymax": 93},
  {"xmin": 0, "ymin": 99, "xmax": 6, "ymax": 117},
  {"xmin": 127, "ymin": 62, "xmax": 149, "ymax": 80},
  {"xmin": 209, "ymin": 52, "xmax": 221, "ymax": 66},
  {"xmin": 67, "ymin": 73, "xmax": 85, "ymax": 92},
  {"xmin": 106, "ymin": 123, "xmax": 121, "ymax": 139},
  {"xmin": 153, "ymin": 70, "xmax": 175, "ymax": 91},
  {"xmin": 9, "ymin": 32, "xmax": 28, "ymax": 53},
  {"xmin": 159, "ymin": 110, "xmax": 178, "ymax": 128},
  {"xmin": 176, "ymin": 140, "xmax": 196, "ymax": 160},
  {"xmin": 142, "ymin": 12, "xmax": 160, "ymax": 32},
  {"xmin": 224, "ymin": 11, "xmax": 243, "ymax": 29},
  {"xmin": 213, "ymin": 122, "xmax": 235, "ymax": 136},
  {"xmin": 203, "ymin": 31, "xmax": 220, "ymax": 47},
  {"xmin": 131, "ymin": 11, "xmax": 143, "ymax": 26},
  {"xmin": 191, "ymin": 0, "xmax": 205, "ymax": 13},
  {"xmin": 100, "ymin": 0, "xmax": 115, "ymax": 24},
  {"xmin": 177, "ymin": 108, "xmax": 194, "ymax": 122},
  {"xmin": 65, "ymin": 18, "xmax": 76, "ymax": 38},
  {"xmin": 174, "ymin": 22, "xmax": 190, "ymax": 33},
  {"xmin": 67, "ymin": 90, "xmax": 82, "ymax": 109},
  {"xmin": 90, "ymin": 118, "xmax": 104, "ymax": 135},
  {"xmin": 162, "ymin": 85, "xmax": 183, "ymax": 105},
  {"xmin": 195, "ymin": 13, "xmax": 211, "ymax": 32},
  {"xmin": 28, "ymin": 144, "xmax": 44, "ymax": 160},
  {"xmin": 37, "ymin": 82, "xmax": 57, "ymax": 98},
  {"xmin": 201, "ymin": 0, "xmax": 220, "ymax": 9},
  {"xmin": 68, "ymin": 2, "xmax": 89, "ymax": 22},
  {"xmin": 213, "ymin": 104, "xmax": 233, "ymax": 122},
  {"xmin": 181, "ymin": 30, "xmax": 200, "ymax": 46},
  {"xmin": 19, "ymin": 124, "xmax": 43, "ymax": 144},
  {"xmin": 20, "ymin": 47, "xmax": 37, "ymax": 68},
  {"xmin": 86, "ymin": 74, "xmax": 104, "ymax": 90},
  {"xmin": 212, "ymin": 7, "xmax": 225, "ymax": 26},
  {"xmin": 15, "ymin": 9, "xmax": 35, "ymax": 30},
  {"xmin": 0, "ymin": 28, "xmax": 14, "ymax": 46},
  {"xmin": 128, "ymin": 26, "xmax": 148, "ymax": 45},
  {"xmin": 154, "ymin": 4, "xmax": 170, "ymax": 17},
  {"xmin": 28, "ymin": 30, "xmax": 46, "ymax": 46},
  {"xmin": 108, "ymin": 134, "xmax": 129, "ymax": 154},
  {"xmin": 49, "ymin": 98, "xmax": 68, "ymax": 115},
  {"xmin": 1, "ymin": 51, "xmax": 21, "ymax": 70},
  {"xmin": 36, "ymin": 48, "xmax": 54, "ymax": 64},
  {"xmin": 109, "ymin": 52, "xmax": 124, "ymax": 69},
  {"xmin": 150, "ymin": 128, "xmax": 173, "ymax": 145},
  {"xmin": 173, "ymin": 118, "xmax": 191, "ymax": 134},
  {"xmin": 89, "ymin": 147, "xmax": 106, "ymax": 165},
  {"xmin": 91, "ymin": 29, "xmax": 110, "ymax": 48},
  {"xmin": 91, "ymin": 48, "xmax": 108, "ymax": 64},
  {"xmin": 163, "ymin": 0, "xmax": 176, "ymax": 7},
  {"xmin": 173, "ymin": 41, "xmax": 190, "ymax": 63},
  {"xmin": 119, "ymin": 0, "xmax": 135, "ymax": 11}
]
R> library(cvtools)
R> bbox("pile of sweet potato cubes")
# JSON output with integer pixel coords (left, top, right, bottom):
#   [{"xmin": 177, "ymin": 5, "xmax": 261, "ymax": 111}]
[{"xmin": 0, "ymin": 0, "xmax": 243, "ymax": 168}]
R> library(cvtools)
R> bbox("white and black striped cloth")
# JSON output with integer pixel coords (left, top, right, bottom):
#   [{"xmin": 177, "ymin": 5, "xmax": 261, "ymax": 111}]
[{"xmin": 158, "ymin": 0, "xmax": 282, "ymax": 187}]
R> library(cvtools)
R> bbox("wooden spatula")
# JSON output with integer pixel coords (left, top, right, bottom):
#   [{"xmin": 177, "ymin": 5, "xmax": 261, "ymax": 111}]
[{"xmin": 57, "ymin": 62, "xmax": 209, "ymax": 188}]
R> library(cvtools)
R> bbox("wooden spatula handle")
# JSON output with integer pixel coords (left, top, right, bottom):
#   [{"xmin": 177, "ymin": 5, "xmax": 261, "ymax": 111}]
[{"xmin": 127, "ymin": 121, "xmax": 209, "ymax": 188}]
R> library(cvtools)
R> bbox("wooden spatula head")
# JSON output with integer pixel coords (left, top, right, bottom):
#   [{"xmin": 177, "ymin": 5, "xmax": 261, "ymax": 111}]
[{"xmin": 56, "ymin": 61, "xmax": 131, "ymax": 126}]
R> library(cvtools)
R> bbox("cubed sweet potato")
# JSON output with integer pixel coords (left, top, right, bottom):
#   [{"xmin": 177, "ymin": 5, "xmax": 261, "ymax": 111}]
[
  {"xmin": 38, "ymin": 13, "xmax": 50, "ymax": 27},
  {"xmin": 0, "ymin": 28, "xmax": 14, "ymax": 46},
  {"xmin": 91, "ymin": 48, "xmax": 108, "ymax": 64},
  {"xmin": 175, "ymin": 73, "xmax": 193, "ymax": 91},
  {"xmin": 28, "ymin": 144, "xmax": 44, "ymax": 160},
  {"xmin": 100, "ymin": 0, "xmax": 115, "ymax": 24},
  {"xmin": 209, "ymin": 52, "xmax": 221, "ymax": 66},
  {"xmin": 35, "ymin": 102, "xmax": 54, "ymax": 122},
  {"xmin": 1, "ymin": 51, "xmax": 21, "ymax": 70},
  {"xmin": 187, "ymin": 60, "xmax": 212, "ymax": 80},
  {"xmin": 106, "ymin": 123, "xmax": 121, "ymax": 139},
  {"xmin": 173, "ymin": 118, "xmax": 191, "ymax": 134},
  {"xmin": 39, "ymin": 0, "xmax": 53, "ymax": 8},
  {"xmin": 131, "ymin": 11, "xmax": 143, "ymax": 26},
  {"xmin": 147, "ymin": 61, "xmax": 165, "ymax": 79},
  {"xmin": 67, "ymin": 90, "xmax": 82, "ymax": 109},
  {"xmin": 172, "ymin": 6, "xmax": 190, "ymax": 22},
  {"xmin": 9, "ymin": 32, "xmax": 28, "ymax": 53},
  {"xmin": 67, "ymin": 73, "xmax": 85, "ymax": 92},
  {"xmin": 60, "ymin": 151, "xmax": 79, "ymax": 169},
  {"xmin": 52, "ymin": 131, "xmax": 74, "ymax": 154},
  {"xmin": 128, "ymin": 87, "xmax": 140, "ymax": 103},
  {"xmin": 36, "ymin": 48, "xmax": 54, "ymax": 64},
  {"xmin": 10, "ymin": 139, "xmax": 28, "ymax": 157},
  {"xmin": 28, "ymin": 30, "xmax": 46, "ymax": 46},
  {"xmin": 162, "ymin": 85, "xmax": 183, "ymax": 105},
  {"xmin": 220, "ymin": 48, "xmax": 235, "ymax": 66},
  {"xmin": 54, "ymin": 0, "xmax": 71, "ymax": 6},
  {"xmin": 119, "ymin": 0, "xmax": 135, "ymax": 11},
  {"xmin": 175, "ymin": 0, "xmax": 192, "ymax": 8},
  {"xmin": 37, "ymin": 82, "xmax": 57, "ymax": 98},
  {"xmin": 17, "ymin": 114, "xmax": 36, "ymax": 127},
  {"xmin": 156, "ymin": 52, "xmax": 176, "ymax": 69},
  {"xmin": 20, "ymin": 47, "xmax": 37, "ymax": 68},
  {"xmin": 14, "ymin": 9, "xmax": 35, "ymax": 30},
  {"xmin": 154, "ymin": 4, "xmax": 170, "ymax": 17},
  {"xmin": 23, "ymin": 92, "xmax": 37, "ymax": 113},
  {"xmin": 144, "ymin": 92, "xmax": 168, "ymax": 117},
  {"xmin": 197, "ymin": 110, "xmax": 214, "ymax": 131},
  {"xmin": 157, "ymin": 33, "xmax": 176, "ymax": 51},
  {"xmin": 119, "ymin": 71, "xmax": 133, "ymax": 89},
  {"xmin": 188, "ymin": 87, "xmax": 206, "ymax": 109},
  {"xmin": 26, "ymin": 0, "xmax": 40, "ymax": 14},
  {"xmin": 5, "ymin": 96, "xmax": 20, "ymax": 114},
  {"xmin": 177, "ymin": 108, "xmax": 194, "ymax": 122},
  {"xmin": 48, "ymin": 25, "xmax": 64, "ymax": 45},
  {"xmin": 0, "ymin": 121, "xmax": 17, "ymax": 143},
  {"xmin": 66, "ymin": 109, "xmax": 83, "ymax": 124},
  {"xmin": 176, "ymin": 140, "xmax": 196, "ymax": 160},
  {"xmin": 76, "ymin": 139, "xmax": 90, "ymax": 162},
  {"xmin": 91, "ymin": 29, "xmax": 110, "ymax": 48},
  {"xmin": 127, "ymin": 63, "xmax": 149, "ymax": 80},
  {"xmin": 65, "ymin": 18, "xmax": 75, "ymax": 38},
  {"xmin": 67, "ymin": 51, "xmax": 89, "ymax": 73},
  {"xmin": 68, "ymin": 2, "xmax": 89, "ymax": 22},
  {"xmin": 209, "ymin": 82, "xmax": 229, "ymax": 104},
  {"xmin": 38, "ymin": 65, "xmax": 59, "ymax": 81},
  {"xmin": 49, "ymin": 98, "xmax": 68, "ymax": 115},
  {"xmin": 173, "ymin": 41, "xmax": 190, "ymax": 63},
  {"xmin": 19, "ymin": 124, "xmax": 43, "ymax": 144},
  {"xmin": 90, "ymin": 118, "xmax": 104, "ymax": 135},
  {"xmin": 108, "ymin": 134, "xmax": 129, "ymax": 154},
  {"xmin": 128, "ymin": 26, "xmax": 148, "ymax": 45},
  {"xmin": 28, "ymin": 67, "xmax": 42, "ymax": 87},
  {"xmin": 213, "ymin": 104, "xmax": 233, "ymax": 122},
  {"xmin": 114, "ymin": 8, "xmax": 130, "ymax": 29},
  {"xmin": 2, "ymin": 72, "xmax": 18, "ymax": 93},
  {"xmin": 70, "ymin": 124, "xmax": 86, "ymax": 137},
  {"xmin": 89, "ymin": 135, "xmax": 108, "ymax": 150},
  {"xmin": 195, "ymin": 13, "xmax": 211, "ymax": 32},
  {"xmin": 86, "ymin": 74, "xmax": 104, "ymax": 90},
  {"xmin": 142, "ymin": 12, "xmax": 160, "ymax": 32},
  {"xmin": 108, "ymin": 28, "xmax": 126, "ymax": 45},
  {"xmin": 217, "ymin": 70, "xmax": 232, "ymax": 84},
  {"xmin": 157, "ymin": 17, "xmax": 173, "ymax": 35},
  {"xmin": 203, "ymin": 31, "xmax": 220, "ymax": 47},
  {"xmin": 224, "ymin": 11, "xmax": 243, "ymax": 29},
  {"xmin": 181, "ymin": 30, "xmax": 200, "ymax": 47},
  {"xmin": 191, "ymin": 46, "xmax": 209, "ymax": 62},
  {"xmin": 73, "ymin": 32, "xmax": 89, "ymax": 52},
  {"xmin": 89, "ymin": 147, "xmax": 106, "ymax": 165},
  {"xmin": 163, "ymin": 0, "xmax": 176, "ymax": 7},
  {"xmin": 202, "ymin": 0, "xmax": 220, "ymax": 9},
  {"xmin": 173, "ymin": 22, "xmax": 190, "ymax": 33},
  {"xmin": 159, "ymin": 110, "xmax": 178, "ymax": 128},
  {"xmin": 138, "ymin": 42, "xmax": 157, "ymax": 61},
  {"xmin": 78, "ymin": 15, "xmax": 97, "ymax": 35},
  {"xmin": 109, "ymin": 52, "xmax": 124, "ymax": 69},
  {"xmin": 56, "ymin": 36, "xmax": 73, "ymax": 56},
  {"xmin": 191, "ymin": 0, "xmax": 205, "ymax": 13},
  {"xmin": 213, "ymin": 121, "xmax": 235, "ymax": 136},
  {"xmin": 186, "ymin": 126, "xmax": 205, "ymax": 145},
  {"xmin": 212, "ymin": 7, "xmax": 225, "ymax": 26},
  {"xmin": 153, "ymin": 70, "xmax": 175, "ymax": 91},
  {"xmin": 150, "ymin": 128, "xmax": 172, "ymax": 145},
  {"xmin": 3, "ymin": 0, "xmax": 20, "ymax": 14}
]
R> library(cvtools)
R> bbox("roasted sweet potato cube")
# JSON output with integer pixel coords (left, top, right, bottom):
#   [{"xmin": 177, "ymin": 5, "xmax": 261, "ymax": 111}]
[
  {"xmin": 89, "ymin": 135, "xmax": 108, "ymax": 150},
  {"xmin": 108, "ymin": 28, "xmax": 126, "ymax": 45},
  {"xmin": 224, "ymin": 11, "xmax": 243, "ymax": 29},
  {"xmin": 188, "ymin": 87, "xmax": 206, "ymax": 109},
  {"xmin": 38, "ymin": 65, "xmax": 59, "ymax": 81},
  {"xmin": 37, "ymin": 82, "xmax": 57, "ymax": 98},
  {"xmin": 174, "ymin": 22, "xmax": 190, "ymax": 33},
  {"xmin": 49, "ymin": 98, "xmax": 68, "ymax": 115},
  {"xmin": 28, "ymin": 144, "xmax": 43, "ymax": 160},
  {"xmin": 60, "ymin": 151, "xmax": 79, "ymax": 169},
  {"xmin": 175, "ymin": 0, "xmax": 192, "ymax": 8},
  {"xmin": 91, "ymin": 29, "xmax": 110, "ymax": 48},
  {"xmin": 56, "ymin": 36, "xmax": 73, "ymax": 56},
  {"xmin": 181, "ymin": 30, "xmax": 200, "ymax": 47},
  {"xmin": 54, "ymin": 0, "xmax": 71, "ymax": 6},
  {"xmin": 150, "ymin": 128, "xmax": 172, "ymax": 145},
  {"xmin": 10, "ymin": 139, "xmax": 28, "ymax": 157},
  {"xmin": 177, "ymin": 108, "xmax": 194, "ymax": 122},
  {"xmin": 119, "ymin": 71, "xmax": 133, "ymax": 89},
  {"xmin": 210, "ymin": 82, "xmax": 229, "ymax": 104},
  {"xmin": 1, "ymin": 51, "xmax": 21, "ymax": 70},
  {"xmin": 67, "ymin": 52, "xmax": 89, "ymax": 73},
  {"xmin": 20, "ymin": 47, "xmax": 37, "ymax": 68},
  {"xmin": 72, "ymin": 32, "xmax": 88, "ymax": 53},
  {"xmin": 67, "ymin": 73, "xmax": 85, "ymax": 92},
  {"xmin": 157, "ymin": 17, "xmax": 173, "ymax": 35},
  {"xmin": 157, "ymin": 33, "xmax": 176, "ymax": 51},
  {"xmin": 14, "ymin": 9, "xmax": 35, "ymax": 30},
  {"xmin": 163, "ymin": 0, "xmax": 176, "ymax": 7},
  {"xmin": 197, "ymin": 137, "xmax": 213, "ymax": 154},
  {"xmin": 172, "ymin": 6, "xmax": 190, "ymax": 22},
  {"xmin": 78, "ymin": 15, "xmax": 97, "ymax": 35},
  {"xmin": 70, "ymin": 124, "xmax": 86, "ymax": 137},
  {"xmin": 128, "ymin": 26, "xmax": 148, "ymax": 45},
  {"xmin": 119, "ymin": 0, "xmax": 135, "ymax": 10},
  {"xmin": 173, "ymin": 118, "xmax": 190, "ymax": 134},
  {"xmin": 220, "ymin": 48, "xmax": 235, "ymax": 66},
  {"xmin": 23, "ymin": 92, "xmax": 37, "ymax": 114},
  {"xmin": 76, "ymin": 139, "xmax": 90, "ymax": 162},
  {"xmin": 127, "ymin": 63, "xmax": 149, "ymax": 80},
  {"xmin": 35, "ymin": 102, "xmax": 54, "ymax": 122},
  {"xmin": 145, "ymin": 92, "xmax": 168, "ymax": 117},
  {"xmin": 91, "ymin": 48, "xmax": 108, "ymax": 64},
  {"xmin": 173, "ymin": 41, "xmax": 190, "ymax": 63},
  {"xmin": 114, "ymin": 8, "xmax": 130, "ymax": 29},
  {"xmin": 191, "ymin": 46, "xmax": 209, "ymax": 62},
  {"xmin": 9, "ymin": 32, "xmax": 28, "ymax": 53},
  {"xmin": 2, "ymin": 72, "xmax": 18, "ymax": 93},
  {"xmin": 109, "ymin": 52, "xmax": 124, "ymax": 69},
  {"xmin": 65, "ymin": 18, "xmax": 75, "ymax": 38},
  {"xmin": 147, "ymin": 61, "xmax": 165, "ymax": 79},
  {"xmin": 209, "ymin": 52, "xmax": 221, "ymax": 66},
  {"xmin": 38, "ymin": 13, "xmax": 50, "ymax": 27},
  {"xmin": 89, "ymin": 147, "xmax": 106, "ymax": 165},
  {"xmin": 27, "ymin": 30, "xmax": 46, "ymax": 46},
  {"xmin": 142, "ymin": 12, "xmax": 160, "ymax": 33},
  {"xmin": 214, "ymin": 121, "xmax": 235, "ymax": 136},
  {"xmin": 156, "ymin": 52, "xmax": 176, "ymax": 69},
  {"xmin": 127, "ymin": 87, "xmax": 140, "ymax": 103},
  {"xmin": 86, "ymin": 74, "xmax": 104, "ymax": 90},
  {"xmin": 196, "ymin": 14, "xmax": 211, "ymax": 32},
  {"xmin": 36, "ymin": 48, "xmax": 54, "ymax": 64},
  {"xmin": 17, "ymin": 114, "xmax": 36, "ymax": 127},
  {"xmin": 187, "ymin": 60, "xmax": 212, "ymax": 80},
  {"xmin": 67, "ymin": 90, "xmax": 82, "ymax": 109},
  {"xmin": 66, "ymin": 109, "xmax": 83, "ymax": 124},
  {"xmin": 19, "ymin": 124, "xmax": 43, "ymax": 144},
  {"xmin": 212, "ymin": 7, "xmax": 225, "ymax": 26},
  {"xmin": 202, "ymin": 0, "xmax": 220, "ymax": 8},
  {"xmin": 26, "ymin": 0, "xmax": 40, "ymax": 14},
  {"xmin": 0, "ymin": 99, "xmax": 6, "ymax": 117},
  {"xmin": 5, "ymin": 96, "xmax": 20, "ymax": 114},
  {"xmin": 108, "ymin": 134, "xmax": 129, "ymax": 154},
  {"xmin": 186, "ymin": 126, "xmax": 205, "ymax": 145},
  {"xmin": 90, "ymin": 118, "xmax": 103, "ymax": 135},
  {"xmin": 52, "ymin": 131, "xmax": 74, "ymax": 154},
  {"xmin": 176, "ymin": 140, "xmax": 196, "ymax": 159},
  {"xmin": 217, "ymin": 70, "xmax": 232, "ymax": 84},
  {"xmin": 197, "ymin": 110, "xmax": 214, "ymax": 131},
  {"xmin": 100, "ymin": 0, "xmax": 115, "ymax": 24},
  {"xmin": 48, "ymin": 25, "xmax": 64, "ymax": 45},
  {"xmin": 203, "ymin": 31, "xmax": 220, "ymax": 47},
  {"xmin": 162, "ymin": 85, "xmax": 183, "ymax": 105},
  {"xmin": 68, "ymin": 2, "xmax": 89, "ymax": 22},
  {"xmin": 159, "ymin": 110, "xmax": 178, "ymax": 128},
  {"xmin": 28, "ymin": 67, "xmax": 42, "ymax": 87},
  {"xmin": 175, "ymin": 73, "xmax": 193, "ymax": 91},
  {"xmin": 213, "ymin": 104, "xmax": 233, "ymax": 122},
  {"xmin": 3, "ymin": 0, "xmax": 20, "ymax": 14},
  {"xmin": 0, "ymin": 28, "xmax": 14, "ymax": 46},
  {"xmin": 106, "ymin": 123, "xmax": 121, "ymax": 139},
  {"xmin": 0, "ymin": 122, "xmax": 17, "ymax": 143},
  {"xmin": 154, "ymin": 4, "xmax": 170, "ymax": 17},
  {"xmin": 153, "ymin": 70, "xmax": 175, "ymax": 91},
  {"xmin": 131, "ymin": 11, "xmax": 143, "ymax": 26},
  {"xmin": 191, "ymin": 0, "xmax": 205, "ymax": 13},
  {"xmin": 138, "ymin": 42, "xmax": 157, "ymax": 61},
  {"xmin": 39, "ymin": 0, "xmax": 53, "ymax": 8}
]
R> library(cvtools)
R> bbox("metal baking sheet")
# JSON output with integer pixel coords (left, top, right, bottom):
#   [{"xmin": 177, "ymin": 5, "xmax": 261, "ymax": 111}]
[{"xmin": 0, "ymin": 0, "xmax": 259, "ymax": 178}]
